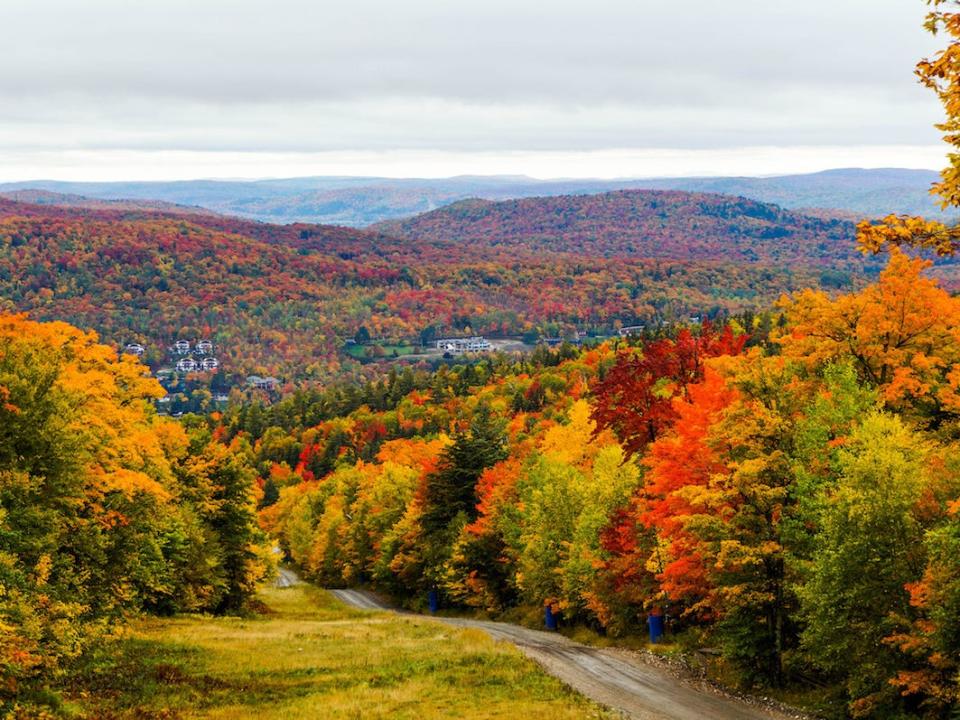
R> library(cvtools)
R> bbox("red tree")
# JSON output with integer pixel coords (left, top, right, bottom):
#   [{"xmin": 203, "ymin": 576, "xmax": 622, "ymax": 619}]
[{"xmin": 591, "ymin": 323, "xmax": 745, "ymax": 457}]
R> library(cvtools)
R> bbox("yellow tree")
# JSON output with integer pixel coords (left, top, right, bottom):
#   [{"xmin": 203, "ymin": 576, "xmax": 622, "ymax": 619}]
[
  {"xmin": 0, "ymin": 315, "xmax": 178, "ymax": 696},
  {"xmin": 1, "ymin": 314, "xmax": 269, "ymax": 706},
  {"xmin": 857, "ymin": 2, "xmax": 960, "ymax": 255}
]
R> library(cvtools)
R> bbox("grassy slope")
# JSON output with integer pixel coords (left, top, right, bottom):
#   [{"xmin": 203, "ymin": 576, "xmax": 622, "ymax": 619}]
[
  {"xmin": 343, "ymin": 343, "xmax": 419, "ymax": 360},
  {"xmin": 68, "ymin": 585, "xmax": 612, "ymax": 719}
]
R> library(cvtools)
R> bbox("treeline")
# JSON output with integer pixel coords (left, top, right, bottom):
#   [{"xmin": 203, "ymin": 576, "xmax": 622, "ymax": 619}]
[
  {"xmin": 0, "ymin": 315, "xmax": 268, "ymax": 715},
  {"xmin": 240, "ymin": 254, "xmax": 959, "ymax": 718}
]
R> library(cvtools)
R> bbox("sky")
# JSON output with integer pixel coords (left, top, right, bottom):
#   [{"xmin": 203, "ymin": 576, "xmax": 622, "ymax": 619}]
[{"xmin": 0, "ymin": 0, "xmax": 949, "ymax": 181}]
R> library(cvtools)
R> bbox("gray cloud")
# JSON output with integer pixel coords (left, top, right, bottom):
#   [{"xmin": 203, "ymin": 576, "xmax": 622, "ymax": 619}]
[{"xmin": 0, "ymin": 0, "xmax": 947, "ymax": 172}]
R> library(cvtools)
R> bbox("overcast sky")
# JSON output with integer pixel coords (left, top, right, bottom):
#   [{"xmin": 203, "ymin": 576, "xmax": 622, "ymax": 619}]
[{"xmin": 0, "ymin": 0, "xmax": 949, "ymax": 180}]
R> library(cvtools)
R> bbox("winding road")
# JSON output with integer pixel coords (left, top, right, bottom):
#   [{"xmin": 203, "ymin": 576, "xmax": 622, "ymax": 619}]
[
  {"xmin": 327, "ymin": 588, "xmax": 801, "ymax": 720},
  {"xmin": 274, "ymin": 567, "xmax": 301, "ymax": 588}
]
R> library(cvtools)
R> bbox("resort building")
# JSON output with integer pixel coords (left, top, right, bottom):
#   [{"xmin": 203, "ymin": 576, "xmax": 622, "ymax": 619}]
[
  {"xmin": 435, "ymin": 336, "xmax": 492, "ymax": 354},
  {"xmin": 247, "ymin": 375, "xmax": 280, "ymax": 391}
]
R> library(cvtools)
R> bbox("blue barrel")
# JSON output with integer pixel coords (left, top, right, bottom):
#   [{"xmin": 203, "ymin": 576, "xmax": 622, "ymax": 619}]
[
  {"xmin": 647, "ymin": 613, "xmax": 664, "ymax": 643},
  {"xmin": 428, "ymin": 590, "xmax": 439, "ymax": 614},
  {"xmin": 544, "ymin": 604, "xmax": 558, "ymax": 631}
]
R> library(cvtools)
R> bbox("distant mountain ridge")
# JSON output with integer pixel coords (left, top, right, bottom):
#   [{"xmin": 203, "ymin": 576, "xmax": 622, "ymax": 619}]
[
  {"xmin": 636, "ymin": 168, "xmax": 947, "ymax": 219},
  {"xmin": 0, "ymin": 168, "xmax": 946, "ymax": 226},
  {"xmin": 0, "ymin": 188, "xmax": 217, "ymax": 216}
]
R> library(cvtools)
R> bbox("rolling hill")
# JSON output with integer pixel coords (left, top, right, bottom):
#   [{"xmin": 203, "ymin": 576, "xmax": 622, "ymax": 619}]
[
  {"xmin": 374, "ymin": 190, "xmax": 860, "ymax": 266},
  {"xmin": 0, "ymin": 188, "xmax": 218, "ymax": 216},
  {"xmin": 224, "ymin": 168, "xmax": 948, "ymax": 226}
]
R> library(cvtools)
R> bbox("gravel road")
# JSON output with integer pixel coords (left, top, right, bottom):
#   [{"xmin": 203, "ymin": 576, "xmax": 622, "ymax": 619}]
[
  {"xmin": 327, "ymin": 588, "xmax": 801, "ymax": 720},
  {"xmin": 274, "ymin": 567, "xmax": 301, "ymax": 588},
  {"xmin": 328, "ymin": 587, "xmax": 391, "ymax": 610}
]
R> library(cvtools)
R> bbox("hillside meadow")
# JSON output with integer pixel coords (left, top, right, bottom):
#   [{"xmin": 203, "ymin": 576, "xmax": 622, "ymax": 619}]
[{"xmin": 65, "ymin": 584, "xmax": 611, "ymax": 720}]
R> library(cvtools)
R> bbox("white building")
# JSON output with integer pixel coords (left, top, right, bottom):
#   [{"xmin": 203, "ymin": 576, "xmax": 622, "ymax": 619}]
[
  {"xmin": 618, "ymin": 325, "xmax": 646, "ymax": 337},
  {"xmin": 124, "ymin": 343, "xmax": 145, "ymax": 356},
  {"xmin": 435, "ymin": 336, "xmax": 492, "ymax": 354},
  {"xmin": 174, "ymin": 340, "xmax": 191, "ymax": 355},
  {"xmin": 176, "ymin": 357, "xmax": 198, "ymax": 372},
  {"xmin": 195, "ymin": 340, "xmax": 213, "ymax": 355},
  {"xmin": 200, "ymin": 357, "xmax": 219, "ymax": 371},
  {"xmin": 247, "ymin": 375, "xmax": 280, "ymax": 390}
]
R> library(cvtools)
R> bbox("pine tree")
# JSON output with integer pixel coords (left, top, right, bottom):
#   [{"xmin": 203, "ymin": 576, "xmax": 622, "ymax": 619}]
[{"xmin": 422, "ymin": 403, "xmax": 508, "ymax": 534}]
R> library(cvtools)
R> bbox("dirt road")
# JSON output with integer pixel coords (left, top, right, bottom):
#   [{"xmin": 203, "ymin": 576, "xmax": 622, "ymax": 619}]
[
  {"xmin": 328, "ymin": 588, "xmax": 800, "ymax": 720},
  {"xmin": 274, "ymin": 567, "xmax": 301, "ymax": 588},
  {"xmin": 328, "ymin": 588, "xmax": 390, "ymax": 610}
]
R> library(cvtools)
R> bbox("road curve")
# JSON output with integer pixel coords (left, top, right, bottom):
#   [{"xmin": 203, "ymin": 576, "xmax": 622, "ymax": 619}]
[
  {"xmin": 328, "ymin": 588, "xmax": 798, "ymax": 720},
  {"xmin": 328, "ymin": 588, "xmax": 392, "ymax": 610},
  {"xmin": 274, "ymin": 567, "xmax": 302, "ymax": 588}
]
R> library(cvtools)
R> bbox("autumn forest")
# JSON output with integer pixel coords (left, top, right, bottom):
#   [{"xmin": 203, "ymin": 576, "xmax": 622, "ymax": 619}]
[{"xmin": 5, "ymin": 2, "xmax": 960, "ymax": 719}]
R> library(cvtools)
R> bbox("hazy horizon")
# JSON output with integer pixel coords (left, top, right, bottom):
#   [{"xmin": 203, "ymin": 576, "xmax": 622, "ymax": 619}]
[{"xmin": 0, "ymin": 150, "xmax": 948, "ymax": 185}]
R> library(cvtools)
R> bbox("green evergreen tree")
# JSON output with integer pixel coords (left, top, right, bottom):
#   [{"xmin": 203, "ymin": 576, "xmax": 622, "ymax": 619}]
[{"xmin": 422, "ymin": 404, "xmax": 508, "ymax": 534}]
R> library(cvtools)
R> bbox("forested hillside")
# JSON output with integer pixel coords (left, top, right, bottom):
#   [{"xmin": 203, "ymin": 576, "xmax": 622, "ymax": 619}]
[
  {"xmin": 11, "ymin": 0, "xmax": 960, "ymax": 717},
  {"xmin": 375, "ymin": 190, "xmax": 861, "ymax": 264},
  {"xmin": 0, "ymin": 194, "xmax": 865, "ymax": 380}
]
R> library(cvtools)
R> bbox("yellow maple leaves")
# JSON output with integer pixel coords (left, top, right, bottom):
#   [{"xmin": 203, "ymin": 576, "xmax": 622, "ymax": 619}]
[
  {"xmin": 856, "ymin": 215, "xmax": 960, "ymax": 256},
  {"xmin": 0, "ymin": 313, "xmax": 183, "ymax": 506}
]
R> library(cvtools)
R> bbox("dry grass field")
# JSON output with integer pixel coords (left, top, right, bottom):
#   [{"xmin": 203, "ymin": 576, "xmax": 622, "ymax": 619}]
[{"xmin": 66, "ymin": 584, "xmax": 611, "ymax": 719}]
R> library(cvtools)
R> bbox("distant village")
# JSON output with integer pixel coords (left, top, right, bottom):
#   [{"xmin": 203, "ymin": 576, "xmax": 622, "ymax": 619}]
[
  {"xmin": 120, "ymin": 338, "xmax": 281, "ymax": 415},
  {"xmin": 431, "ymin": 317, "xmax": 705, "ymax": 351},
  {"xmin": 616, "ymin": 316, "xmax": 700, "ymax": 337},
  {"xmin": 123, "ymin": 338, "xmax": 222, "ymax": 373}
]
